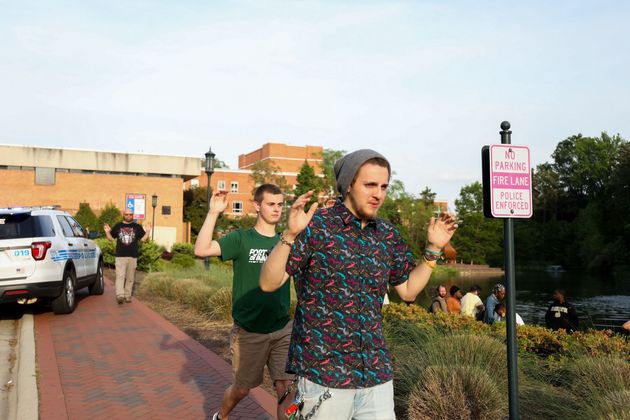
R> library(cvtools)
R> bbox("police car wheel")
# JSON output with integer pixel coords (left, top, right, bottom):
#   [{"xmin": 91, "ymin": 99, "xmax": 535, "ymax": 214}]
[
  {"xmin": 89, "ymin": 262, "xmax": 105, "ymax": 295},
  {"xmin": 52, "ymin": 270, "xmax": 76, "ymax": 314}
]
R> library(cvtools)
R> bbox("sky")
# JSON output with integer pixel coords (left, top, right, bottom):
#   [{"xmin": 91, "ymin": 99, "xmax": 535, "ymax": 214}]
[{"xmin": 2, "ymin": 0, "xmax": 630, "ymax": 208}]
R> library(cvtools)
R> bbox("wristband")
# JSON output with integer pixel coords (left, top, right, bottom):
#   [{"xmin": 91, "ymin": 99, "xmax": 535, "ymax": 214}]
[
  {"xmin": 422, "ymin": 255, "xmax": 437, "ymax": 269},
  {"xmin": 279, "ymin": 233, "xmax": 294, "ymax": 247}
]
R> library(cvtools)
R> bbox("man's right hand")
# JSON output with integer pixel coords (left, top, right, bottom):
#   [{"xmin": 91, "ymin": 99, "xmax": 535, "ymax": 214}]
[
  {"xmin": 286, "ymin": 190, "xmax": 318, "ymax": 239},
  {"xmin": 209, "ymin": 190, "xmax": 229, "ymax": 215}
]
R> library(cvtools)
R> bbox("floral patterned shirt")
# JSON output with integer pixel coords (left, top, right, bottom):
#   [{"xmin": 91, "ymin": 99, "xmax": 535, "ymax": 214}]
[{"xmin": 285, "ymin": 199, "xmax": 416, "ymax": 388}]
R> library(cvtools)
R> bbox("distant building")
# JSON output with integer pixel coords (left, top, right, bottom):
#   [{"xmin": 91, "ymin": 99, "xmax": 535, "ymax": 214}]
[
  {"xmin": 0, "ymin": 144, "xmax": 199, "ymax": 249},
  {"xmin": 187, "ymin": 143, "xmax": 324, "ymax": 216}
]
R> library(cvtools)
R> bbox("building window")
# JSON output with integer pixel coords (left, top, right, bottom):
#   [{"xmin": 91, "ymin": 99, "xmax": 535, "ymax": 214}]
[
  {"xmin": 231, "ymin": 182, "xmax": 238, "ymax": 193},
  {"xmin": 190, "ymin": 179, "xmax": 199, "ymax": 188},
  {"xmin": 217, "ymin": 180, "xmax": 226, "ymax": 190},
  {"xmin": 162, "ymin": 206, "xmax": 171, "ymax": 215},
  {"xmin": 232, "ymin": 201, "xmax": 243, "ymax": 214},
  {"xmin": 35, "ymin": 167, "xmax": 55, "ymax": 185}
]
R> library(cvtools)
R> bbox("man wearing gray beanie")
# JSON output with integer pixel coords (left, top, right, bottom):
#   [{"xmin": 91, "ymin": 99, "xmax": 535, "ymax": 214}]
[{"xmin": 261, "ymin": 149, "xmax": 458, "ymax": 419}]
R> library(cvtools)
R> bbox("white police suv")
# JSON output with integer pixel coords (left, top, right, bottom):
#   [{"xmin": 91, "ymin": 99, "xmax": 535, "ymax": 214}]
[{"xmin": 0, "ymin": 207, "xmax": 104, "ymax": 314}]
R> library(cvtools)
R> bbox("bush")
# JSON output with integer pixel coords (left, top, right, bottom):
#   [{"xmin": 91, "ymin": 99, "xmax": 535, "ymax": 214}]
[
  {"xmin": 74, "ymin": 203, "xmax": 99, "ymax": 234},
  {"xmin": 97, "ymin": 203, "xmax": 122, "ymax": 235},
  {"xmin": 407, "ymin": 365, "xmax": 506, "ymax": 420},
  {"xmin": 138, "ymin": 240, "xmax": 163, "ymax": 272},
  {"xmin": 171, "ymin": 242, "xmax": 194, "ymax": 257},
  {"xmin": 96, "ymin": 237, "xmax": 163, "ymax": 272},
  {"xmin": 95, "ymin": 238, "xmax": 115, "ymax": 267},
  {"xmin": 207, "ymin": 287, "xmax": 233, "ymax": 321},
  {"xmin": 170, "ymin": 253, "xmax": 196, "ymax": 269}
]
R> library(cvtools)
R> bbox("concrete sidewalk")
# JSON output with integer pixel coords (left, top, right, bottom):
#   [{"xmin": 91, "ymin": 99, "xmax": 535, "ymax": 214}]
[{"xmin": 35, "ymin": 276, "xmax": 276, "ymax": 419}]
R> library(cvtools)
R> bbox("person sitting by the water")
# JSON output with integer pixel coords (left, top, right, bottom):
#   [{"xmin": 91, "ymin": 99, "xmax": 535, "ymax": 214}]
[
  {"xmin": 484, "ymin": 283, "xmax": 506, "ymax": 324},
  {"xmin": 545, "ymin": 289, "xmax": 579, "ymax": 333},
  {"xmin": 446, "ymin": 285, "xmax": 462, "ymax": 314},
  {"xmin": 429, "ymin": 285, "xmax": 448, "ymax": 313},
  {"xmin": 460, "ymin": 285, "xmax": 485, "ymax": 320},
  {"xmin": 494, "ymin": 303, "xmax": 524, "ymax": 326}
]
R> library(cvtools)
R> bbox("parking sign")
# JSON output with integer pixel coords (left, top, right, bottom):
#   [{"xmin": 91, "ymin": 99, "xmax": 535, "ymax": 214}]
[{"xmin": 486, "ymin": 145, "xmax": 532, "ymax": 218}]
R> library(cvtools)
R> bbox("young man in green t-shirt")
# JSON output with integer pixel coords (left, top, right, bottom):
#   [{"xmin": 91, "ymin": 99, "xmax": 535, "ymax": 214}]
[{"xmin": 194, "ymin": 183, "xmax": 293, "ymax": 420}]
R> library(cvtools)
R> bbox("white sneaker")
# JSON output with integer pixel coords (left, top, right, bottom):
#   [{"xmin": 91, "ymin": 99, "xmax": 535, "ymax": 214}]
[{"xmin": 212, "ymin": 413, "xmax": 220, "ymax": 420}]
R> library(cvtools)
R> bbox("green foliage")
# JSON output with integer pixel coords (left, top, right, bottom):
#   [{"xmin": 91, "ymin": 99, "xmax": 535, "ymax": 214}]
[
  {"xmin": 183, "ymin": 187, "xmax": 209, "ymax": 242},
  {"xmin": 294, "ymin": 160, "xmax": 321, "ymax": 207},
  {"xmin": 137, "ymin": 240, "xmax": 163, "ymax": 272},
  {"xmin": 95, "ymin": 237, "xmax": 115, "ymax": 266},
  {"xmin": 452, "ymin": 182, "xmax": 503, "ymax": 266},
  {"xmin": 516, "ymin": 132, "xmax": 629, "ymax": 270},
  {"xmin": 384, "ymin": 303, "xmax": 630, "ymax": 418},
  {"xmin": 74, "ymin": 202, "xmax": 99, "ymax": 234},
  {"xmin": 318, "ymin": 148, "xmax": 345, "ymax": 197},
  {"xmin": 99, "ymin": 236, "xmax": 164, "ymax": 272},
  {"xmin": 98, "ymin": 203, "xmax": 122, "ymax": 235},
  {"xmin": 170, "ymin": 253, "xmax": 196, "ymax": 269},
  {"xmin": 248, "ymin": 160, "xmax": 290, "ymax": 195},
  {"xmin": 171, "ymin": 242, "xmax": 194, "ymax": 256}
]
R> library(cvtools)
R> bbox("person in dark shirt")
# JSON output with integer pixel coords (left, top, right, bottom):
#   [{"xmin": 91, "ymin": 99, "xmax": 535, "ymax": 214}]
[
  {"xmin": 260, "ymin": 149, "xmax": 458, "ymax": 419},
  {"xmin": 104, "ymin": 209, "xmax": 150, "ymax": 304},
  {"xmin": 545, "ymin": 289, "xmax": 579, "ymax": 332}
]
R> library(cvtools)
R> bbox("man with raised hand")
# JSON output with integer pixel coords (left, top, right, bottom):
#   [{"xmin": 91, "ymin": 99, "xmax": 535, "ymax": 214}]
[
  {"xmin": 194, "ymin": 184, "xmax": 294, "ymax": 420},
  {"xmin": 260, "ymin": 149, "xmax": 458, "ymax": 419}
]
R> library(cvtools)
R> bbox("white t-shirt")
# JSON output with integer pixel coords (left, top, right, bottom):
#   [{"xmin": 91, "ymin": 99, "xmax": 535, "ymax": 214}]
[{"xmin": 460, "ymin": 292, "xmax": 483, "ymax": 318}]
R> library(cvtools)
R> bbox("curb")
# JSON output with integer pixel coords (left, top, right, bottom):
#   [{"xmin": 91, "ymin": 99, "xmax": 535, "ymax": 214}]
[{"xmin": 11, "ymin": 314, "xmax": 38, "ymax": 420}]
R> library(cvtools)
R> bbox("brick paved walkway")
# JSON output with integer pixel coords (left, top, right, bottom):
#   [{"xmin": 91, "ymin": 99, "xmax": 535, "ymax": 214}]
[{"xmin": 35, "ymin": 276, "xmax": 276, "ymax": 420}]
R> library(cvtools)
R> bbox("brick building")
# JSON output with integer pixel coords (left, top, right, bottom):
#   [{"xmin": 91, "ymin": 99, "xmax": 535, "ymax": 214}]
[
  {"xmin": 188, "ymin": 143, "xmax": 324, "ymax": 216},
  {"xmin": 0, "ymin": 144, "xmax": 199, "ymax": 249}
]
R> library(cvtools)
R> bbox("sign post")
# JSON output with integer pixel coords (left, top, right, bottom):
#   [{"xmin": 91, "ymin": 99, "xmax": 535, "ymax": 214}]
[{"xmin": 482, "ymin": 121, "xmax": 532, "ymax": 420}]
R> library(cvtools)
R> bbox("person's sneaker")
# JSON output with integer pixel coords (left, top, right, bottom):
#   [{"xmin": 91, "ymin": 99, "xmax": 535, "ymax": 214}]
[
  {"xmin": 116, "ymin": 297, "xmax": 124, "ymax": 305},
  {"xmin": 125, "ymin": 297, "xmax": 132, "ymax": 303},
  {"xmin": 211, "ymin": 413, "xmax": 220, "ymax": 420}
]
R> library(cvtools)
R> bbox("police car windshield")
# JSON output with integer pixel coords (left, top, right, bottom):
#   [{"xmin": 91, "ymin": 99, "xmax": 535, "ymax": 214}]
[{"xmin": 0, "ymin": 214, "xmax": 55, "ymax": 239}]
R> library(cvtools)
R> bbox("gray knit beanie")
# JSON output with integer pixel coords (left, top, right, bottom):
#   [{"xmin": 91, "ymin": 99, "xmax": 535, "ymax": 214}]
[{"xmin": 333, "ymin": 149, "xmax": 390, "ymax": 199}]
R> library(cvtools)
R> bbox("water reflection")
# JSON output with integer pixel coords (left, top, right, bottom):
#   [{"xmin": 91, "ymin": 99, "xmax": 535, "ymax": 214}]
[{"xmin": 389, "ymin": 269, "xmax": 630, "ymax": 331}]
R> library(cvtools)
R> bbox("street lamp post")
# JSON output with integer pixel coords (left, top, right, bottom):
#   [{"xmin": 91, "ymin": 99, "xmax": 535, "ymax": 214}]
[
  {"xmin": 204, "ymin": 147, "xmax": 215, "ymax": 270},
  {"xmin": 151, "ymin": 193, "xmax": 157, "ymax": 241}
]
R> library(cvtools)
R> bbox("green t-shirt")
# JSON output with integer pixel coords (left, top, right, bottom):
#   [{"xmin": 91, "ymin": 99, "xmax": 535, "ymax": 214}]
[{"xmin": 217, "ymin": 228, "xmax": 290, "ymax": 333}]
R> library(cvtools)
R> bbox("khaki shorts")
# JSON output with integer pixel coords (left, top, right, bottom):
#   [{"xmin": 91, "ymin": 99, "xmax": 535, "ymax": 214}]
[{"xmin": 230, "ymin": 320, "xmax": 294, "ymax": 390}]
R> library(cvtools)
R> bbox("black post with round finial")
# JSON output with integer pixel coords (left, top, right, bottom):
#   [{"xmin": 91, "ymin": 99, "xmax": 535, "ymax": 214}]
[{"xmin": 501, "ymin": 120, "xmax": 519, "ymax": 420}]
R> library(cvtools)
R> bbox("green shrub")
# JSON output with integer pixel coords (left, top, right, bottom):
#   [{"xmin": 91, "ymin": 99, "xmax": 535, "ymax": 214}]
[
  {"xmin": 207, "ymin": 287, "xmax": 233, "ymax": 321},
  {"xmin": 171, "ymin": 242, "xmax": 194, "ymax": 256},
  {"xmin": 407, "ymin": 365, "xmax": 506, "ymax": 420},
  {"xmin": 74, "ymin": 202, "xmax": 99, "ymax": 234},
  {"xmin": 97, "ymin": 237, "xmax": 163, "ymax": 272},
  {"xmin": 138, "ymin": 240, "xmax": 163, "ymax": 272},
  {"xmin": 170, "ymin": 253, "xmax": 196, "ymax": 269},
  {"xmin": 97, "ymin": 203, "xmax": 122, "ymax": 235},
  {"xmin": 96, "ymin": 238, "xmax": 115, "ymax": 267}
]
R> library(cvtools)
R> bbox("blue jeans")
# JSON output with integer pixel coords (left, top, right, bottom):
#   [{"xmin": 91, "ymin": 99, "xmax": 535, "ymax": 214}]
[{"xmin": 297, "ymin": 377, "xmax": 395, "ymax": 420}]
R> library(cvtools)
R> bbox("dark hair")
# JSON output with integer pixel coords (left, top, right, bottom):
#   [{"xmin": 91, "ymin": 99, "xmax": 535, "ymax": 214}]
[
  {"xmin": 494, "ymin": 303, "xmax": 506, "ymax": 314},
  {"xmin": 470, "ymin": 285, "xmax": 482, "ymax": 293},
  {"xmin": 553, "ymin": 288, "xmax": 566, "ymax": 297},
  {"xmin": 449, "ymin": 285, "xmax": 460, "ymax": 296},
  {"xmin": 253, "ymin": 184, "xmax": 283, "ymax": 203}
]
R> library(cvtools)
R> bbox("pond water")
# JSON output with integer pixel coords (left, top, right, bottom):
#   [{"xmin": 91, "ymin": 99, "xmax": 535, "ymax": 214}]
[{"xmin": 390, "ymin": 269, "xmax": 630, "ymax": 331}]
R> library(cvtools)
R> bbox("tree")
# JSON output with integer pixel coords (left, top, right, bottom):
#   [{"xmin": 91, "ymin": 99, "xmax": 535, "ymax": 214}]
[
  {"xmin": 248, "ymin": 160, "xmax": 290, "ymax": 195},
  {"xmin": 183, "ymin": 187, "xmax": 209, "ymax": 242},
  {"xmin": 294, "ymin": 160, "xmax": 321, "ymax": 206},
  {"xmin": 419, "ymin": 187, "xmax": 436, "ymax": 208},
  {"xmin": 97, "ymin": 203, "xmax": 122, "ymax": 235},
  {"xmin": 74, "ymin": 203, "xmax": 99, "ymax": 234},
  {"xmin": 452, "ymin": 182, "xmax": 503, "ymax": 266},
  {"xmin": 318, "ymin": 148, "xmax": 346, "ymax": 199}
]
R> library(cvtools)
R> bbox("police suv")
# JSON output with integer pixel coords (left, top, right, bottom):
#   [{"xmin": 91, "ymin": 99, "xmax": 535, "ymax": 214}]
[{"xmin": 0, "ymin": 207, "xmax": 104, "ymax": 314}]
